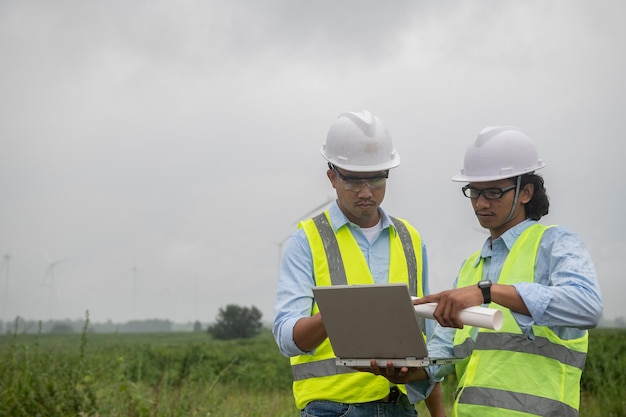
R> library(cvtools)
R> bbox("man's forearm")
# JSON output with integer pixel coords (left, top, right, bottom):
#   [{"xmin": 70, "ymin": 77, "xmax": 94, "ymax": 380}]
[
  {"xmin": 293, "ymin": 313, "xmax": 327, "ymax": 352},
  {"xmin": 425, "ymin": 382, "xmax": 446, "ymax": 417}
]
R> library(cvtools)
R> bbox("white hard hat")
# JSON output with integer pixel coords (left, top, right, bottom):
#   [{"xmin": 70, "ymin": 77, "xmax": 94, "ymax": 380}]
[
  {"xmin": 452, "ymin": 125, "xmax": 546, "ymax": 182},
  {"xmin": 321, "ymin": 110, "xmax": 401, "ymax": 172}
]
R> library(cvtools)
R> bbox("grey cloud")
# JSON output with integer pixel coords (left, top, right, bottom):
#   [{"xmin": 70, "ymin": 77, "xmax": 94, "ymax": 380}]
[{"xmin": 0, "ymin": 0, "xmax": 624, "ymax": 323}]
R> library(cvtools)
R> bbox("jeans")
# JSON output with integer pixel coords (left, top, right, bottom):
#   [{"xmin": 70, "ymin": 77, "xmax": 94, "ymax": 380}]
[{"xmin": 300, "ymin": 396, "xmax": 418, "ymax": 417}]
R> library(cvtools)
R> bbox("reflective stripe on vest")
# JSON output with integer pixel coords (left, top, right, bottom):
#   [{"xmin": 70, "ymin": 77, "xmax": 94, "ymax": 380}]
[
  {"xmin": 454, "ymin": 333, "xmax": 587, "ymax": 371},
  {"xmin": 452, "ymin": 224, "xmax": 588, "ymax": 417},
  {"xmin": 455, "ymin": 387, "xmax": 579, "ymax": 417},
  {"xmin": 310, "ymin": 213, "xmax": 419, "ymax": 291},
  {"xmin": 289, "ymin": 211, "xmax": 423, "ymax": 409}
]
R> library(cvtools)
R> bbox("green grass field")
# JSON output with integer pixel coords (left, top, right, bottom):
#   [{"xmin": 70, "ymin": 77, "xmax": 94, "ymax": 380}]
[{"xmin": 0, "ymin": 324, "xmax": 624, "ymax": 417}]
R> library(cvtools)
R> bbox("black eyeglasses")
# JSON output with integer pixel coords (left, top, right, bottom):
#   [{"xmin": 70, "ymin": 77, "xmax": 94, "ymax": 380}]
[
  {"xmin": 462, "ymin": 184, "xmax": 517, "ymax": 200},
  {"xmin": 330, "ymin": 164, "xmax": 389, "ymax": 192}
]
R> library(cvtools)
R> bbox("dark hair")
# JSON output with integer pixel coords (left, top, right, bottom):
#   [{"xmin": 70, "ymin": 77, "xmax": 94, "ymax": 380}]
[{"xmin": 520, "ymin": 173, "xmax": 549, "ymax": 220}]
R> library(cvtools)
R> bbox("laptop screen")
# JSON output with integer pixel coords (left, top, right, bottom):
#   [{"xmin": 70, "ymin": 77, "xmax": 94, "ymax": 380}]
[{"xmin": 312, "ymin": 283, "xmax": 429, "ymax": 361}]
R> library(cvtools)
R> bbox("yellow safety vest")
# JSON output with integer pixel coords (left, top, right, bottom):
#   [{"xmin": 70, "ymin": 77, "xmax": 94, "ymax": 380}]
[
  {"xmin": 452, "ymin": 224, "xmax": 588, "ymax": 417},
  {"xmin": 289, "ymin": 211, "xmax": 424, "ymax": 409}
]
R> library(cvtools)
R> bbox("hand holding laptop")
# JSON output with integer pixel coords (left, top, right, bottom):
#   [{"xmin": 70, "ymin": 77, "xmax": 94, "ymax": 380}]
[{"xmin": 351, "ymin": 359, "xmax": 429, "ymax": 384}]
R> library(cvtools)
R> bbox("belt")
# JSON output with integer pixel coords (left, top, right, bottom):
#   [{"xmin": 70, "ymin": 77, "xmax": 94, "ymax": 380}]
[{"xmin": 375, "ymin": 386, "xmax": 404, "ymax": 404}]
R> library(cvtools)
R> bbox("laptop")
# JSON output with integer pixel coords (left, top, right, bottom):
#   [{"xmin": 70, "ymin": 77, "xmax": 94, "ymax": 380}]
[{"xmin": 312, "ymin": 283, "xmax": 461, "ymax": 368}]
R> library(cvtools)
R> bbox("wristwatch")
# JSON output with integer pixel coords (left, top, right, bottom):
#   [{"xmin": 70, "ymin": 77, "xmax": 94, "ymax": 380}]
[{"xmin": 477, "ymin": 279, "xmax": 492, "ymax": 304}]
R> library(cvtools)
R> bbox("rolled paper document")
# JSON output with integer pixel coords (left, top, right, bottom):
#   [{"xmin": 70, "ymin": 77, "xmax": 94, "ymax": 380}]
[{"xmin": 411, "ymin": 297, "xmax": 503, "ymax": 330}]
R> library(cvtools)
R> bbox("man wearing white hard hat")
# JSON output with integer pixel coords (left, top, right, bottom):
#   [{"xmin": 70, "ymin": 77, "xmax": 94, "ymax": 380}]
[
  {"xmin": 383, "ymin": 126, "xmax": 603, "ymax": 416},
  {"xmin": 273, "ymin": 111, "xmax": 443, "ymax": 416}
]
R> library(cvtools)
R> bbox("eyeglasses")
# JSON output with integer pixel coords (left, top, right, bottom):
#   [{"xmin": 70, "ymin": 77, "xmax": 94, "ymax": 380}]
[
  {"xmin": 462, "ymin": 184, "xmax": 517, "ymax": 200},
  {"xmin": 332, "ymin": 167, "xmax": 389, "ymax": 192}
]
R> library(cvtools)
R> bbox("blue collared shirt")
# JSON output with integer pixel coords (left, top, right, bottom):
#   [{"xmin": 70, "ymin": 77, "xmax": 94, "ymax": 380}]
[
  {"xmin": 272, "ymin": 200, "xmax": 431, "ymax": 355},
  {"xmin": 406, "ymin": 219, "xmax": 604, "ymax": 402}
]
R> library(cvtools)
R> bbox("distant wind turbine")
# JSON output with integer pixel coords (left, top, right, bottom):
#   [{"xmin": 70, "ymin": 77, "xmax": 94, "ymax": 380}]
[
  {"xmin": 131, "ymin": 263, "xmax": 139, "ymax": 319},
  {"xmin": 194, "ymin": 274, "xmax": 199, "ymax": 321},
  {"xmin": 271, "ymin": 233, "xmax": 292, "ymax": 268},
  {"xmin": 42, "ymin": 251, "xmax": 69, "ymax": 319},
  {"xmin": 1, "ymin": 249, "xmax": 12, "ymax": 322},
  {"xmin": 272, "ymin": 196, "xmax": 335, "ymax": 268},
  {"xmin": 291, "ymin": 195, "xmax": 335, "ymax": 226}
]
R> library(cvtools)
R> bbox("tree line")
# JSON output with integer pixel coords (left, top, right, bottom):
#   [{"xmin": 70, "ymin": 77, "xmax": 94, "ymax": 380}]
[{"xmin": 2, "ymin": 304, "xmax": 265, "ymax": 339}]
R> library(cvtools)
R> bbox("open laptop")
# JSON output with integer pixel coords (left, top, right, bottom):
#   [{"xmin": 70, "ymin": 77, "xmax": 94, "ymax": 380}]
[{"xmin": 312, "ymin": 283, "xmax": 461, "ymax": 368}]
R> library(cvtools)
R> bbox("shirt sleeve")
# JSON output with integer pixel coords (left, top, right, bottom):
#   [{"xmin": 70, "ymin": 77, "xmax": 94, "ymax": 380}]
[
  {"xmin": 405, "ymin": 376, "xmax": 436, "ymax": 403},
  {"xmin": 512, "ymin": 227, "xmax": 603, "ymax": 338},
  {"xmin": 272, "ymin": 229, "xmax": 317, "ymax": 357}
]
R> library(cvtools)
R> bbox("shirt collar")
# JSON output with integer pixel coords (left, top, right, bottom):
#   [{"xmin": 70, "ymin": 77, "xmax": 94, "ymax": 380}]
[
  {"xmin": 327, "ymin": 200, "xmax": 393, "ymax": 233},
  {"xmin": 474, "ymin": 218, "xmax": 537, "ymax": 266}
]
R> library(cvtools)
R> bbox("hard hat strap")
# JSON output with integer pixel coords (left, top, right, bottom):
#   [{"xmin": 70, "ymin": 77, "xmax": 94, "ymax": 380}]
[{"xmin": 503, "ymin": 175, "xmax": 522, "ymax": 223}]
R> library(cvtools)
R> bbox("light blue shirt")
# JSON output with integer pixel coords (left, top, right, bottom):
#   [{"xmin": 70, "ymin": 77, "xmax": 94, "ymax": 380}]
[
  {"xmin": 272, "ymin": 201, "xmax": 434, "ymax": 399},
  {"xmin": 273, "ymin": 200, "xmax": 431, "ymax": 354},
  {"xmin": 406, "ymin": 219, "xmax": 604, "ymax": 403}
]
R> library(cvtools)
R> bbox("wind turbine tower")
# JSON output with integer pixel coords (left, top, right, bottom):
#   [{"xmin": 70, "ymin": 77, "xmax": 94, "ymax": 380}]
[
  {"xmin": 131, "ymin": 263, "xmax": 139, "ymax": 319},
  {"xmin": 43, "ymin": 252, "xmax": 67, "ymax": 320},
  {"xmin": 1, "ymin": 250, "xmax": 12, "ymax": 327}
]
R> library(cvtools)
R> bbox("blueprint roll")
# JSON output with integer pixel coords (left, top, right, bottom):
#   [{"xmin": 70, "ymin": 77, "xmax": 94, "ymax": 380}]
[{"xmin": 411, "ymin": 298, "xmax": 503, "ymax": 330}]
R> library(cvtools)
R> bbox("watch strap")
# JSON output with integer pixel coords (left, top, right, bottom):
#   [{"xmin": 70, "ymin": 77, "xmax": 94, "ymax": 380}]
[{"xmin": 478, "ymin": 280, "xmax": 492, "ymax": 304}]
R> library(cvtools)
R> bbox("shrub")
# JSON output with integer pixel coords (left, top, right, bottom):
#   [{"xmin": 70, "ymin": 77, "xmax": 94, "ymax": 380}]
[{"xmin": 207, "ymin": 304, "xmax": 263, "ymax": 340}]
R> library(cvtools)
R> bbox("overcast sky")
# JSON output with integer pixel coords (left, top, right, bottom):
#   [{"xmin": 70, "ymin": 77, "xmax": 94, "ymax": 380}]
[{"xmin": 1, "ymin": 1, "xmax": 624, "ymax": 326}]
